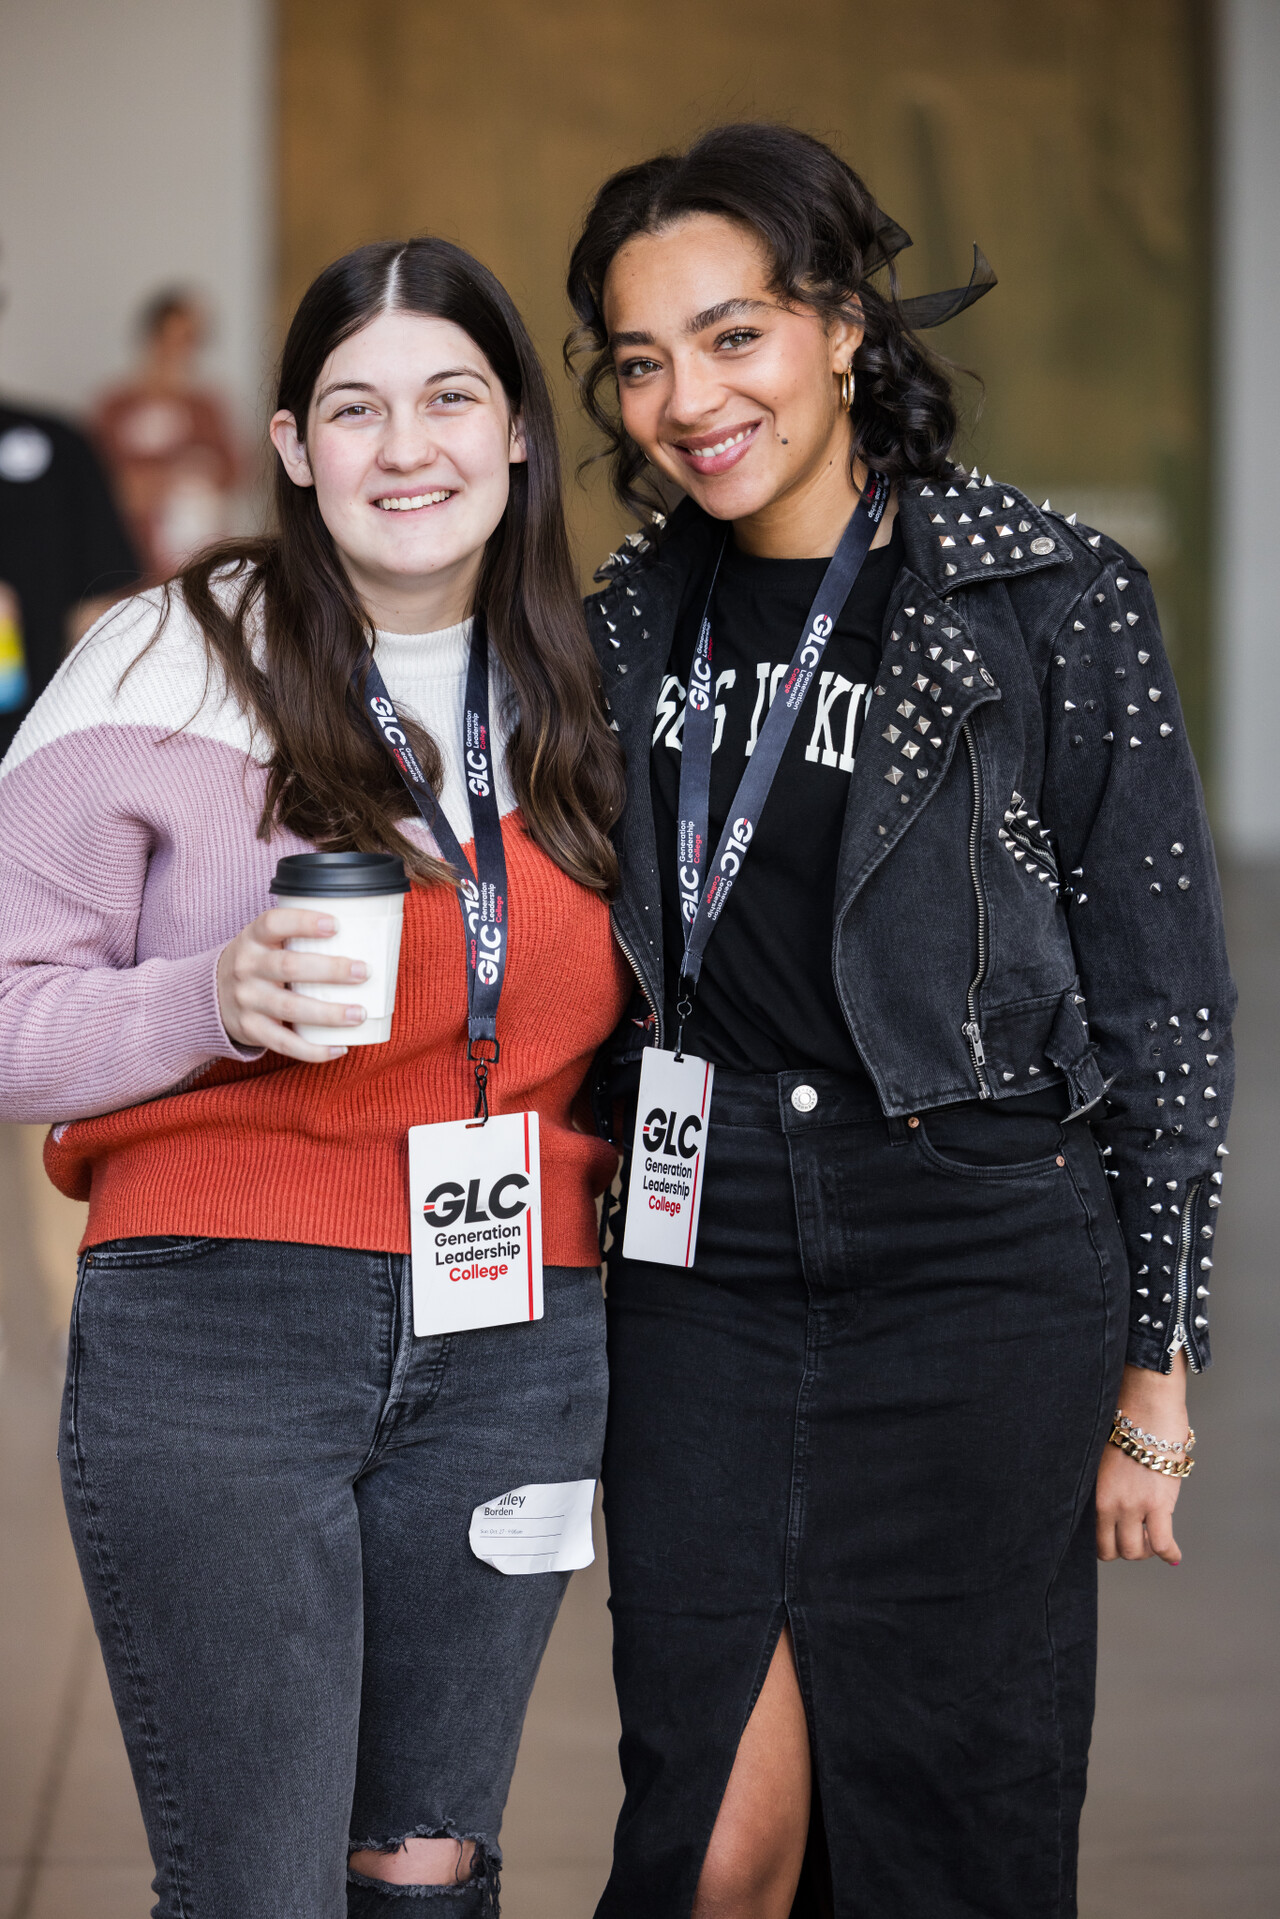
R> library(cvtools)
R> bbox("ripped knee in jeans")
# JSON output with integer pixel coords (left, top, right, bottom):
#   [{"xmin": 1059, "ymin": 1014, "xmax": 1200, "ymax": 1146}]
[{"xmin": 347, "ymin": 1825, "xmax": 500, "ymax": 1911}]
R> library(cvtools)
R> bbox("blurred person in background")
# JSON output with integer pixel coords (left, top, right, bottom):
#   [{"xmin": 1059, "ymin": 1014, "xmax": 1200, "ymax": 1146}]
[
  {"xmin": 0, "ymin": 254, "xmax": 141, "ymax": 753},
  {"xmin": 92, "ymin": 285, "xmax": 241, "ymax": 578},
  {"xmin": 569, "ymin": 123, "xmax": 1234, "ymax": 1919},
  {"xmin": 0, "ymin": 238, "xmax": 627, "ymax": 1917}
]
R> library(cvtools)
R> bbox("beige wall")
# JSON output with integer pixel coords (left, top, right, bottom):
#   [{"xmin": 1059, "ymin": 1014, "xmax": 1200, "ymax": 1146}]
[
  {"xmin": 280, "ymin": 0, "xmax": 1211, "ymax": 759},
  {"xmin": 0, "ymin": 0, "xmax": 270, "ymax": 430}
]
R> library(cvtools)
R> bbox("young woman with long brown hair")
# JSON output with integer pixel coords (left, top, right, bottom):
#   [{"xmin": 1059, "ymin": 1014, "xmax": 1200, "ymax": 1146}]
[
  {"xmin": 567, "ymin": 124, "xmax": 1234, "ymax": 1919},
  {"xmin": 0, "ymin": 237, "xmax": 627, "ymax": 1917}
]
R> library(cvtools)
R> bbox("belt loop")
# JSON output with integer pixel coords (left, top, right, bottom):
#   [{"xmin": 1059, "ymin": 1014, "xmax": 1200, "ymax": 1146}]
[{"xmin": 885, "ymin": 1114, "xmax": 911, "ymax": 1146}]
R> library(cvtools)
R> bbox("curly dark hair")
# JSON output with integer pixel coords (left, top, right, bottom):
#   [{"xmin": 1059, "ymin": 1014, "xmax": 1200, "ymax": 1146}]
[{"xmin": 565, "ymin": 122, "xmax": 964, "ymax": 518}]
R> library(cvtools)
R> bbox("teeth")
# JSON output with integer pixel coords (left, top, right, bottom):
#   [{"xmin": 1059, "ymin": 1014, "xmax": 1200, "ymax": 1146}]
[
  {"xmin": 375, "ymin": 491, "xmax": 452, "ymax": 511},
  {"xmin": 691, "ymin": 429, "xmax": 751, "ymax": 459}
]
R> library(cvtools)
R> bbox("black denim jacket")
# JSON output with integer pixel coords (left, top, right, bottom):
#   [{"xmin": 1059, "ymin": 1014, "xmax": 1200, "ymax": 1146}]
[{"xmin": 585, "ymin": 469, "xmax": 1235, "ymax": 1376}]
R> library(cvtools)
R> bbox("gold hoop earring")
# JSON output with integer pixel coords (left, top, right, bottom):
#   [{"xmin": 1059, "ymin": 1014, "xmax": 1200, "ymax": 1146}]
[{"xmin": 840, "ymin": 366, "xmax": 856, "ymax": 410}]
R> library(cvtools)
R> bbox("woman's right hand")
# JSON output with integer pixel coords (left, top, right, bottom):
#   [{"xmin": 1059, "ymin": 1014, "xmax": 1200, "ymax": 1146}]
[{"xmin": 216, "ymin": 909, "xmax": 367, "ymax": 1062}]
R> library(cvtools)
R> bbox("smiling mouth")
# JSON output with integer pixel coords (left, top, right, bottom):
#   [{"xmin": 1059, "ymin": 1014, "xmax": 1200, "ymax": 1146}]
[
  {"xmin": 673, "ymin": 421, "xmax": 762, "ymax": 475},
  {"xmin": 373, "ymin": 490, "xmax": 454, "ymax": 512}
]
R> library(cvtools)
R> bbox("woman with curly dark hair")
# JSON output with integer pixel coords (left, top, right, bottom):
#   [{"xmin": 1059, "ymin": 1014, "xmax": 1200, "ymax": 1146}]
[{"xmin": 566, "ymin": 123, "xmax": 1234, "ymax": 1918}]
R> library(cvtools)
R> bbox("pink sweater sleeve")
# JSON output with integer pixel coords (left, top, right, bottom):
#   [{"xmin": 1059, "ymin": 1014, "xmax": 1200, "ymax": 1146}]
[
  {"xmin": 0, "ymin": 598, "xmax": 278, "ymax": 1124},
  {"xmin": 0, "ymin": 859, "xmax": 250, "ymax": 1124}
]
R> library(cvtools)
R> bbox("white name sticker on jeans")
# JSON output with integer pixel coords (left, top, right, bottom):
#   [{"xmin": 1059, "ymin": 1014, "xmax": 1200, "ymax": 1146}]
[
  {"xmin": 621, "ymin": 1048, "xmax": 714, "ymax": 1268},
  {"xmin": 408, "ymin": 1110, "xmax": 542, "ymax": 1336},
  {"xmin": 469, "ymin": 1479, "xmax": 596, "ymax": 1575}
]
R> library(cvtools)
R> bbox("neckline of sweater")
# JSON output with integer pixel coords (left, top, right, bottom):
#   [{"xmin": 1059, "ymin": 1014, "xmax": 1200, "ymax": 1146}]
[{"xmin": 372, "ymin": 617, "xmax": 473, "ymax": 678}]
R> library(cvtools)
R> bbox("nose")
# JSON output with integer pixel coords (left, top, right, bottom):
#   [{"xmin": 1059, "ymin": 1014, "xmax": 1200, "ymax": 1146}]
[
  {"xmin": 664, "ymin": 348, "xmax": 729, "ymax": 434},
  {"xmin": 378, "ymin": 406, "xmax": 438, "ymax": 474}
]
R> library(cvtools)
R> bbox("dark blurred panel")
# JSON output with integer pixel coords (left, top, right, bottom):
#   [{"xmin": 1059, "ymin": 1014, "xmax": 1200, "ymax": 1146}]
[{"xmin": 277, "ymin": 0, "xmax": 1211, "ymax": 758}]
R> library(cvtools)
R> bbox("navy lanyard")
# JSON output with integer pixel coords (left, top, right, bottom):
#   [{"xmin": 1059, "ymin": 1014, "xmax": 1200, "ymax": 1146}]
[
  {"xmin": 674, "ymin": 472, "xmax": 890, "ymax": 1054},
  {"xmin": 353, "ymin": 614, "xmax": 509, "ymax": 1117}
]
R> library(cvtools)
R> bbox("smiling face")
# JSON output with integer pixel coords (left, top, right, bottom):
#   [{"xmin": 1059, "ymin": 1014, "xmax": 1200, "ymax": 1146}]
[
  {"xmin": 270, "ymin": 308, "xmax": 525, "ymax": 631},
  {"xmin": 603, "ymin": 213, "xmax": 866, "ymax": 552}
]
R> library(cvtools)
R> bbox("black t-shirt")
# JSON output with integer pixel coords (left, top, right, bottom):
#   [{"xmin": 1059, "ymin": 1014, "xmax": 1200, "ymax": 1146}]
[
  {"xmin": 0, "ymin": 402, "xmax": 140, "ymax": 756},
  {"xmin": 652, "ymin": 518, "xmax": 904, "ymax": 1075}
]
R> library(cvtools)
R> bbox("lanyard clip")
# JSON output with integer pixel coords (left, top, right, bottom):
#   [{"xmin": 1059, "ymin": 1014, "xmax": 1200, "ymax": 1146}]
[
  {"xmin": 674, "ymin": 977, "xmax": 696, "ymax": 1063},
  {"xmin": 468, "ymin": 1036, "xmax": 500, "ymax": 1122}
]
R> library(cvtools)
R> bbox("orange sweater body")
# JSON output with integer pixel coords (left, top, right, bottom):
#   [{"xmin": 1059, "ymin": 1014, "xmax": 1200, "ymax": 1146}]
[{"xmin": 46, "ymin": 816, "xmax": 630, "ymax": 1266}]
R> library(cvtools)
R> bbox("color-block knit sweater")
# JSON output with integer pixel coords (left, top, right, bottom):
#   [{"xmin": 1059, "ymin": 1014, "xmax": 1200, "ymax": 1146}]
[{"xmin": 0, "ymin": 585, "xmax": 630, "ymax": 1264}]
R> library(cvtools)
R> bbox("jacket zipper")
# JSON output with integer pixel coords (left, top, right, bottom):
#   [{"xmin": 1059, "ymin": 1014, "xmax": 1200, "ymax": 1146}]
[
  {"xmin": 961, "ymin": 722, "xmax": 991, "ymax": 1098},
  {"xmin": 613, "ymin": 917, "xmax": 663, "ymax": 1050},
  {"xmin": 1165, "ymin": 1178, "xmax": 1203, "ymax": 1374}
]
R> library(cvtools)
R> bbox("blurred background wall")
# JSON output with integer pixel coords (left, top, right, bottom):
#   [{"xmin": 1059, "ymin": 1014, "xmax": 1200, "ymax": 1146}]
[
  {"xmin": 280, "ymin": 0, "xmax": 1218, "ymax": 769},
  {"xmin": 0, "ymin": 0, "xmax": 270, "ymax": 436}
]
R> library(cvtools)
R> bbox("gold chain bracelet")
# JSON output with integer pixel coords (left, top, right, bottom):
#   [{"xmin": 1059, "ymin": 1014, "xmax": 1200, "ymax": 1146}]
[{"xmin": 1108, "ymin": 1409, "xmax": 1196, "ymax": 1479}]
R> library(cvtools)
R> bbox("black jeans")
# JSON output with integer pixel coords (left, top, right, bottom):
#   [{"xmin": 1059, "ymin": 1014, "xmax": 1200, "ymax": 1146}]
[
  {"xmin": 59, "ymin": 1239, "xmax": 608, "ymax": 1918},
  {"xmin": 598, "ymin": 1070, "xmax": 1127, "ymax": 1919}
]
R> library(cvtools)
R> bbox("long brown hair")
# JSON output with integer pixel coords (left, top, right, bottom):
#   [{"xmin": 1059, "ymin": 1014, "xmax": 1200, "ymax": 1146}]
[
  {"xmin": 173, "ymin": 238, "xmax": 623, "ymax": 894},
  {"xmin": 565, "ymin": 123, "xmax": 961, "ymax": 518}
]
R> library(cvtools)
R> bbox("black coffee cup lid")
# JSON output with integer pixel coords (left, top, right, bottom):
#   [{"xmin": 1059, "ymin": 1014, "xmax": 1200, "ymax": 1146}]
[{"xmin": 270, "ymin": 852, "xmax": 410, "ymax": 897}]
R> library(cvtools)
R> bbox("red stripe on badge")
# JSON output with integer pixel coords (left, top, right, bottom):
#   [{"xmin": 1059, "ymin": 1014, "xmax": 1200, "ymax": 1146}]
[
  {"xmin": 683, "ymin": 1067, "xmax": 711, "ymax": 1267},
  {"xmin": 524, "ymin": 1111, "xmax": 534, "ymax": 1317}
]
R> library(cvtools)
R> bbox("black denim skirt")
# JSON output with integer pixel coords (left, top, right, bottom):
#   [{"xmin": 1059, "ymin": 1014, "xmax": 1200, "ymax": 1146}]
[{"xmin": 597, "ymin": 1068, "xmax": 1127, "ymax": 1919}]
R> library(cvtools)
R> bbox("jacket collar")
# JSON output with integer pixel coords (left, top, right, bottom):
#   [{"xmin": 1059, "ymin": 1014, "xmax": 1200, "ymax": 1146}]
[{"xmin": 896, "ymin": 467, "xmax": 1071, "ymax": 591}]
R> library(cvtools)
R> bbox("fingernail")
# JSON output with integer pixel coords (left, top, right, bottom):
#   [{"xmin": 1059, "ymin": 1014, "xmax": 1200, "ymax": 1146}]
[
  {"xmin": 327, "ymin": 1046, "xmax": 348, "ymax": 1059},
  {"xmin": 350, "ymin": 962, "xmax": 369, "ymax": 981},
  {"xmin": 317, "ymin": 915, "xmax": 336, "ymax": 934},
  {"xmin": 344, "ymin": 1005, "xmax": 366, "ymax": 1024}
]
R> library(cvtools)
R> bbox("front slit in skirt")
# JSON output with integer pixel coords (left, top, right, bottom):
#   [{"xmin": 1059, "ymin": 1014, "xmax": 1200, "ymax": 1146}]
[{"xmin": 595, "ymin": 1067, "xmax": 1128, "ymax": 1919}]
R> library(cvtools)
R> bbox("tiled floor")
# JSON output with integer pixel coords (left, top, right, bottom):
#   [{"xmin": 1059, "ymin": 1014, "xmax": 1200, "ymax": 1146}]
[{"xmin": 2, "ymin": 866, "xmax": 1276, "ymax": 1917}]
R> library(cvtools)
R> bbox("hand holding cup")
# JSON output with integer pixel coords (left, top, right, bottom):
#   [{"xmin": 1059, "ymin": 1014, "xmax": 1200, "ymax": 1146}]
[
  {"xmin": 218, "ymin": 852, "xmax": 410, "ymax": 1062},
  {"xmin": 216, "ymin": 907, "xmax": 369, "ymax": 1062}
]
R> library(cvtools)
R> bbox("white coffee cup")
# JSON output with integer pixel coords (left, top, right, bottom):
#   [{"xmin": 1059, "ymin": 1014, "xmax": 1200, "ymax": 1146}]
[{"xmin": 270, "ymin": 852, "xmax": 410, "ymax": 1046}]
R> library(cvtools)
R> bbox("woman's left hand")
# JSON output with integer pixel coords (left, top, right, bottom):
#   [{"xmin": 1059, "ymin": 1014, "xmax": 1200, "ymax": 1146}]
[{"xmin": 1095, "ymin": 1356, "xmax": 1190, "ymax": 1567}]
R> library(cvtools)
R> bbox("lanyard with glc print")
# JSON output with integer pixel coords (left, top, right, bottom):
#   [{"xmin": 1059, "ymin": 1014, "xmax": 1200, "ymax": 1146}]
[
  {"xmin": 352, "ymin": 615, "xmax": 508, "ymax": 1116},
  {"xmin": 672, "ymin": 472, "xmax": 890, "ymax": 1053}
]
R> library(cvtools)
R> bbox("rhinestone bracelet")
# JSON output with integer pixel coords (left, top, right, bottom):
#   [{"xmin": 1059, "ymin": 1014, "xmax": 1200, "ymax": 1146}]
[{"xmin": 1108, "ymin": 1408, "xmax": 1196, "ymax": 1479}]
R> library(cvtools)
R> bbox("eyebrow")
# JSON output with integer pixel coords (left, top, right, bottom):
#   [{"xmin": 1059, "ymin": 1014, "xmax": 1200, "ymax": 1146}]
[
  {"xmin": 608, "ymin": 297, "xmax": 772, "ymax": 351},
  {"xmin": 315, "ymin": 365, "xmax": 492, "ymax": 404}
]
